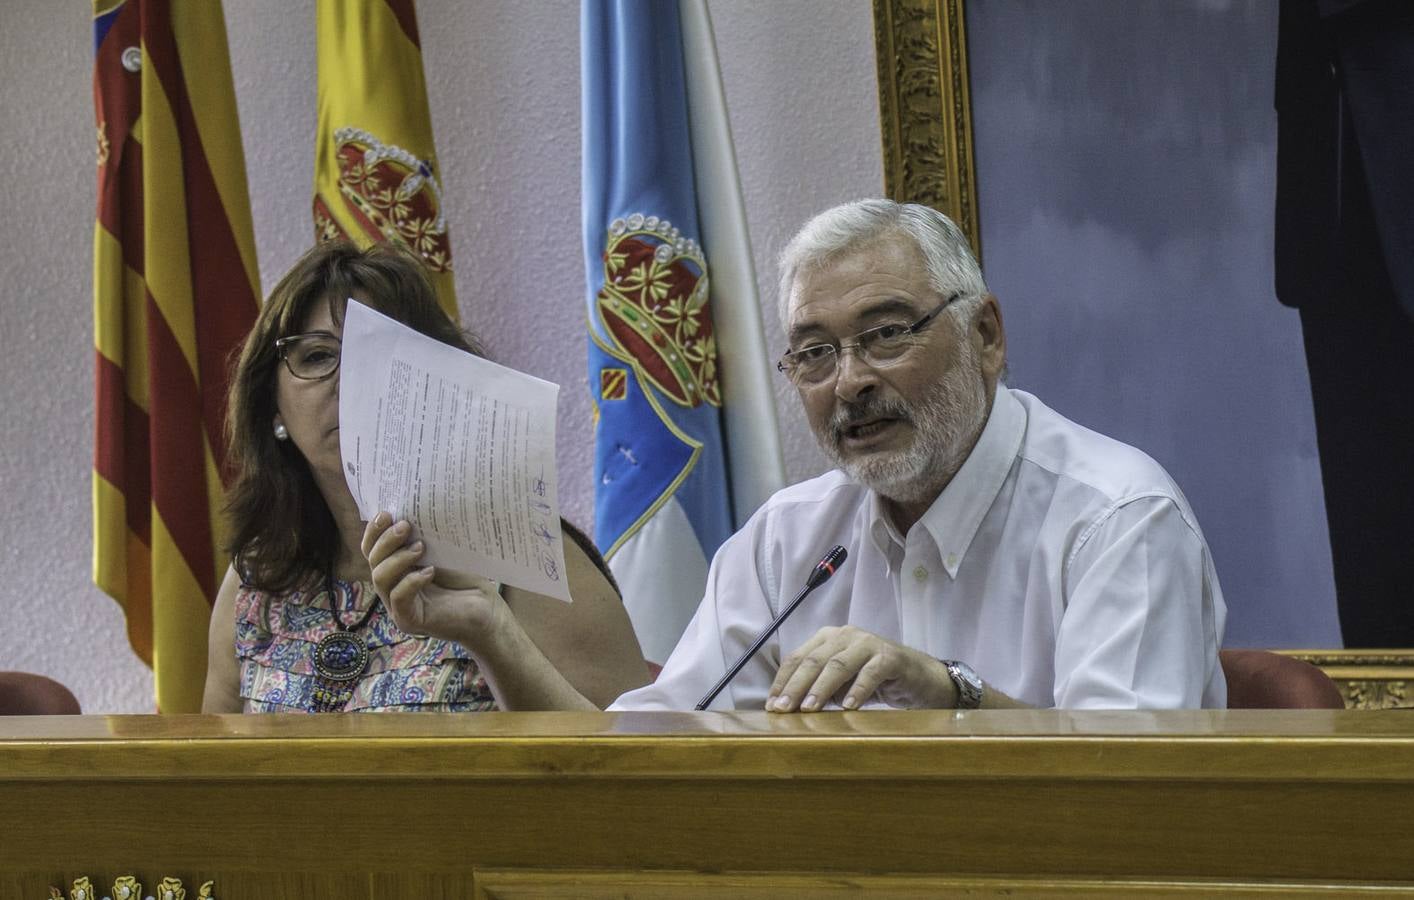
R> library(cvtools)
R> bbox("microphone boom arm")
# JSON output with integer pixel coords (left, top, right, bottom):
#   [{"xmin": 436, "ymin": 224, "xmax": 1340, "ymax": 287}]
[{"xmin": 694, "ymin": 546, "xmax": 847, "ymax": 711}]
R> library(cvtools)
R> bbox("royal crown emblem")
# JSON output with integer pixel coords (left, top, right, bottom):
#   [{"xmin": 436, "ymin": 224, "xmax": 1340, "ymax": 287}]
[
  {"xmin": 314, "ymin": 126, "xmax": 452, "ymax": 273},
  {"xmin": 596, "ymin": 214, "xmax": 720, "ymax": 408}
]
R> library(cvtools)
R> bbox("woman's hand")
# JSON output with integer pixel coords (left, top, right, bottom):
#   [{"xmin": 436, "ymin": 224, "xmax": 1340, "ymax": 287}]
[
  {"xmin": 362, "ymin": 513, "xmax": 631, "ymax": 711},
  {"xmin": 361, "ymin": 512, "xmax": 504, "ymax": 649}
]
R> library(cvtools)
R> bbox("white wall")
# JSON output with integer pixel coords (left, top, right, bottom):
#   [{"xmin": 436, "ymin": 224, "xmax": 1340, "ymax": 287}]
[{"xmin": 0, "ymin": 0, "xmax": 879, "ymax": 712}]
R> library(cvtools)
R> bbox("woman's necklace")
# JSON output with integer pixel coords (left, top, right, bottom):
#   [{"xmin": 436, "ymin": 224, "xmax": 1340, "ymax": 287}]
[{"xmin": 311, "ymin": 574, "xmax": 378, "ymax": 712}]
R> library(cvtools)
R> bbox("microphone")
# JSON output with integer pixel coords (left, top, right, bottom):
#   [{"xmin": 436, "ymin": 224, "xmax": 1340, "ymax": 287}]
[{"xmin": 695, "ymin": 545, "xmax": 848, "ymax": 711}]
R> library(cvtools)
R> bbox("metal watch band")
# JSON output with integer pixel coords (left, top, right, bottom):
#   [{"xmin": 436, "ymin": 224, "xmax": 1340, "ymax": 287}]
[{"xmin": 942, "ymin": 659, "xmax": 984, "ymax": 710}]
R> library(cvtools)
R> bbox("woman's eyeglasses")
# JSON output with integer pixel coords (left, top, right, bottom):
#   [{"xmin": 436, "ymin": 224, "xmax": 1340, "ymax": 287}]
[{"xmin": 275, "ymin": 332, "xmax": 342, "ymax": 380}]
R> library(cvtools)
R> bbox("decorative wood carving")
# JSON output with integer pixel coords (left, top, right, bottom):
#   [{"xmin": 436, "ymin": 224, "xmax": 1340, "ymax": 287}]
[
  {"xmin": 873, "ymin": 0, "xmax": 981, "ymax": 260},
  {"xmin": 1285, "ymin": 650, "xmax": 1414, "ymax": 709},
  {"xmin": 49, "ymin": 876, "xmax": 214, "ymax": 900}
]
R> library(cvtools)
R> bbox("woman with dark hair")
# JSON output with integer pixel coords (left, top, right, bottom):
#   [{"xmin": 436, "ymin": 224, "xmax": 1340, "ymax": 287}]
[{"xmin": 202, "ymin": 241, "xmax": 648, "ymax": 712}]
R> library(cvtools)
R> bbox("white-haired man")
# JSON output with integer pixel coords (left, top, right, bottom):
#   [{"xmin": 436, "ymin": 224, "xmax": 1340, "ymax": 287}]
[{"xmin": 612, "ymin": 200, "xmax": 1226, "ymax": 711}]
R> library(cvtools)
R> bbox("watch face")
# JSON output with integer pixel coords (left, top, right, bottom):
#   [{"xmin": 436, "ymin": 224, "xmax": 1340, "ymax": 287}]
[{"xmin": 946, "ymin": 660, "xmax": 984, "ymax": 709}]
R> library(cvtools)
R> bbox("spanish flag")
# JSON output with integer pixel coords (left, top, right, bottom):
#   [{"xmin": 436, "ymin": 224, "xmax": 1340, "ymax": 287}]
[
  {"xmin": 92, "ymin": 0, "xmax": 260, "ymax": 712},
  {"xmin": 313, "ymin": 0, "xmax": 458, "ymax": 320}
]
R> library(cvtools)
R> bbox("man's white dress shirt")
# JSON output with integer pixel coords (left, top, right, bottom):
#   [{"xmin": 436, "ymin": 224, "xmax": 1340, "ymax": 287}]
[{"xmin": 611, "ymin": 387, "xmax": 1227, "ymax": 711}]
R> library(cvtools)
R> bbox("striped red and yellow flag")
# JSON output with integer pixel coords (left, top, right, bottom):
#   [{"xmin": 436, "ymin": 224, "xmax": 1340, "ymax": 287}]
[
  {"xmin": 92, "ymin": 0, "xmax": 260, "ymax": 712},
  {"xmin": 313, "ymin": 0, "xmax": 458, "ymax": 320}
]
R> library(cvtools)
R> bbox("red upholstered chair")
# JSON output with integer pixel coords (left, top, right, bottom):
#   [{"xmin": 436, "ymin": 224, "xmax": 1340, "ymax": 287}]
[
  {"xmin": 1220, "ymin": 649, "xmax": 1345, "ymax": 709},
  {"xmin": 0, "ymin": 671, "xmax": 81, "ymax": 715}
]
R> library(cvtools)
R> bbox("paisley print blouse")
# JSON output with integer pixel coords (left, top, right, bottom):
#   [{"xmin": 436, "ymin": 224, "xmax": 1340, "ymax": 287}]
[{"xmin": 233, "ymin": 577, "xmax": 497, "ymax": 713}]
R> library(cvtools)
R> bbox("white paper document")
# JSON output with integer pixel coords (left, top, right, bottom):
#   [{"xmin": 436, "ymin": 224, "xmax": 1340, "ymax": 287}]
[{"xmin": 338, "ymin": 300, "xmax": 569, "ymax": 602}]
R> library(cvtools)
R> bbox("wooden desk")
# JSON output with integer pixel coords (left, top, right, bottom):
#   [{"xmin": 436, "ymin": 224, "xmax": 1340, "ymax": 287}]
[{"xmin": 3, "ymin": 711, "xmax": 1413, "ymax": 898}]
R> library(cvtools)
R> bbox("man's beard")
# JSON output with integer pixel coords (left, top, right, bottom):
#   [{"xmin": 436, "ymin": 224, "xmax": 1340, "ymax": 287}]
[{"xmin": 814, "ymin": 338, "xmax": 990, "ymax": 504}]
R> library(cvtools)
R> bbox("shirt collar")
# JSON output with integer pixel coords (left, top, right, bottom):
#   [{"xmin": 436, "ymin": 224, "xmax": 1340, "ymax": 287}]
[
  {"xmin": 866, "ymin": 385, "xmax": 1027, "ymax": 578},
  {"xmin": 868, "ymin": 494, "xmax": 906, "ymax": 575},
  {"xmin": 923, "ymin": 385, "xmax": 1026, "ymax": 576}
]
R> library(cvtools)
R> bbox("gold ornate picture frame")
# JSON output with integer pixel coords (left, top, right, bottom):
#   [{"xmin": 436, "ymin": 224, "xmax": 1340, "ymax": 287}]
[
  {"xmin": 1284, "ymin": 650, "xmax": 1413, "ymax": 710},
  {"xmin": 871, "ymin": 0, "xmax": 1413, "ymax": 709},
  {"xmin": 873, "ymin": 0, "xmax": 981, "ymax": 260}
]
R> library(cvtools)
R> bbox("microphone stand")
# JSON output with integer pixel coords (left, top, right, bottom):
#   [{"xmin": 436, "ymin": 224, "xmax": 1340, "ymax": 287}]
[{"xmin": 695, "ymin": 546, "xmax": 846, "ymax": 710}]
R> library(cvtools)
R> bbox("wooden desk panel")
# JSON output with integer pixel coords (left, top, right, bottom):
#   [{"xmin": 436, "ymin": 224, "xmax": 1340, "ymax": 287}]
[{"xmin": 3, "ymin": 711, "xmax": 1413, "ymax": 898}]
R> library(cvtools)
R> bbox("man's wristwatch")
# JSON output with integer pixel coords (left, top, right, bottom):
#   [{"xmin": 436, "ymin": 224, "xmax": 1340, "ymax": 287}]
[{"xmin": 941, "ymin": 659, "xmax": 984, "ymax": 709}]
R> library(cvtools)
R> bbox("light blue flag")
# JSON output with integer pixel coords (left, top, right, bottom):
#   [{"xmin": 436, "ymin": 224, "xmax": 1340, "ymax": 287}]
[{"xmin": 583, "ymin": 0, "xmax": 780, "ymax": 663}]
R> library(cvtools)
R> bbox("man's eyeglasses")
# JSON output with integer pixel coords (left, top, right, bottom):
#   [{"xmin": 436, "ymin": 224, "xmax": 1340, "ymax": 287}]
[
  {"xmin": 776, "ymin": 293, "xmax": 961, "ymax": 386},
  {"xmin": 276, "ymin": 332, "xmax": 342, "ymax": 380}
]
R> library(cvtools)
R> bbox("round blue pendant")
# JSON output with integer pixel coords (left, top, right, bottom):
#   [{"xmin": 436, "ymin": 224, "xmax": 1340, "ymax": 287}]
[{"xmin": 314, "ymin": 631, "xmax": 369, "ymax": 682}]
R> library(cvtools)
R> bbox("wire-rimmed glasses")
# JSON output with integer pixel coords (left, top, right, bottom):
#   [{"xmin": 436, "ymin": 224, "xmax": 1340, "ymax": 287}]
[
  {"xmin": 275, "ymin": 332, "xmax": 342, "ymax": 380},
  {"xmin": 776, "ymin": 293, "xmax": 961, "ymax": 387}
]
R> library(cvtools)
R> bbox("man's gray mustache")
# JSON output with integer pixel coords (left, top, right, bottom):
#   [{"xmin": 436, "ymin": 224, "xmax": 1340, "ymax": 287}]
[{"xmin": 829, "ymin": 400, "xmax": 913, "ymax": 436}]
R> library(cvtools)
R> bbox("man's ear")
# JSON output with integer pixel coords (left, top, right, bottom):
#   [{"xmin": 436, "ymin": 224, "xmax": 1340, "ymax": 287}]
[{"xmin": 974, "ymin": 293, "xmax": 1007, "ymax": 383}]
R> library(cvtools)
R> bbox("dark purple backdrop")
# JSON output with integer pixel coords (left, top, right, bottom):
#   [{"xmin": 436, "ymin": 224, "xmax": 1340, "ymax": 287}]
[{"xmin": 965, "ymin": 0, "xmax": 1340, "ymax": 647}]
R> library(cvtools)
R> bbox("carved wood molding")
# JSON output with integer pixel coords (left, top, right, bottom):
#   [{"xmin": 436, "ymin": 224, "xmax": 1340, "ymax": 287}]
[
  {"xmin": 1282, "ymin": 649, "xmax": 1414, "ymax": 709},
  {"xmin": 50, "ymin": 876, "xmax": 214, "ymax": 900},
  {"xmin": 872, "ymin": 0, "xmax": 981, "ymax": 261}
]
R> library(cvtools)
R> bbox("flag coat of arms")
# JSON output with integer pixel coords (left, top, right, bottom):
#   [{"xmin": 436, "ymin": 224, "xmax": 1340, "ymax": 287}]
[
  {"xmin": 583, "ymin": 0, "xmax": 784, "ymax": 664},
  {"xmin": 313, "ymin": 0, "xmax": 458, "ymax": 320},
  {"xmin": 92, "ymin": 0, "xmax": 260, "ymax": 712}
]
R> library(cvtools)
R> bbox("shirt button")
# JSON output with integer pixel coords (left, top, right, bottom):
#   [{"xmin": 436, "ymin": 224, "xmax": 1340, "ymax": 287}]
[
  {"xmin": 945, "ymin": 553, "xmax": 958, "ymax": 568},
  {"xmin": 913, "ymin": 565, "xmax": 928, "ymax": 582}
]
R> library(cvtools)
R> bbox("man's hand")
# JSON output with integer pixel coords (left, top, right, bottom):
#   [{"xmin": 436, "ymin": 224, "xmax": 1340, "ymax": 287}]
[{"xmin": 767, "ymin": 625, "xmax": 958, "ymax": 712}]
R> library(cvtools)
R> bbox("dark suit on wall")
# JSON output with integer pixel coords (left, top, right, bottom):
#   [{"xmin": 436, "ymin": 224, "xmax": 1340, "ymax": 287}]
[{"xmin": 1275, "ymin": 0, "xmax": 1414, "ymax": 646}]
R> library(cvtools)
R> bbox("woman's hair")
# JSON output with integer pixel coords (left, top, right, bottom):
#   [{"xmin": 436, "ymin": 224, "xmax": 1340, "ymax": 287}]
[{"xmin": 224, "ymin": 240, "xmax": 481, "ymax": 592}]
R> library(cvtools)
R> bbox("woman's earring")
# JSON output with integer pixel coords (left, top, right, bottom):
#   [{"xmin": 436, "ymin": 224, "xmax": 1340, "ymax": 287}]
[{"xmin": 273, "ymin": 421, "xmax": 289, "ymax": 441}]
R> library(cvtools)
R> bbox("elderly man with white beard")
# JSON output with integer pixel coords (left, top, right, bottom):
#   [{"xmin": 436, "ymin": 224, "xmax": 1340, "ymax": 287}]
[{"xmin": 610, "ymin": 200, "xmax": 1227, "ymax": 712}]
